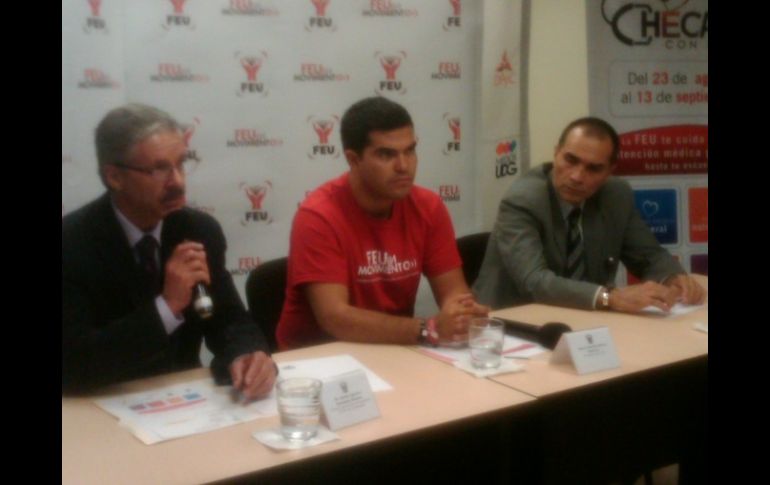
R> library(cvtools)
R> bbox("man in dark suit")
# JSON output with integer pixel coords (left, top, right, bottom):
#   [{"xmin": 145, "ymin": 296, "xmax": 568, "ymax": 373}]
[
  {"xmin": 62, "ymin": 103, "xmax": 276, "ymax": 398},
  {"xmin": 473, "ymin": 117, "xmax": 706, "ymax": 313}
]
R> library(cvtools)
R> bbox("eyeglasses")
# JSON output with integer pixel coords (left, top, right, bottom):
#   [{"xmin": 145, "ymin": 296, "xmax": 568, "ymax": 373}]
[{"xmin": 111, "ymin": 158, "xmax": 199, "ymax": 182}]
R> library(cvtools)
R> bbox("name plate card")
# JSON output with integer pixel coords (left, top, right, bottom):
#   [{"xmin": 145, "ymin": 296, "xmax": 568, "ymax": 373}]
[
  {"xmin": 321, "ymin": 369, "xmax": 381, "ymax": 431},
  {"xmin": 550, "ymin": 327, "xmax": 620, "ymax": 375}
]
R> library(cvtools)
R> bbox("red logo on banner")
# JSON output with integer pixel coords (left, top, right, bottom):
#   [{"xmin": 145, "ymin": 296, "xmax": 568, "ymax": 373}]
[
  {"xmin": 78, "ymin": 68, "xmax": 120, "ymax": 88},
  {"xmin": 439, "ymin": 184, "xmax": 460, "ymax": 202},
  {"xmin": 431, "ymin": 62, "xmax": 460, "ymax": 80},
  {"xmin": 241, "ymin": 57, "xmax": 262, "ymax": 82},
  {"xmin": 182, "ymin": 117, "xmax": 201, "ymax": 162},
  {"xmin": 229, "ymin": 256, "xmax": 264, "ymax": 276},
  {"xmin": 376, "ymin": 51, "xmax": 407, "ymax": 94},
  {"xmin": 222, "ymin": 0, "xmax": 279, "ymax": 16},
  {"xmin": 164, "ymin": 0, "xmax": 193, "ymax": 29},
  {"xmin": 294, "ymin": 63, "xmax": 349, "ymax": 82},
  {"xmin": 450, "ymin": 0, "xmax": 461, "ymax": 16},
  {"xmin": 616, "ymin": 125, "xmax": 708, "ymax": 175},
  {"xmin": 241, "ymin": 182, "xmax": 274, "ymax": 225},
  {"xmin": 363, "ymin": 0, "xmax": 418, "ymax": 17},
  {"xmin": 84, "ymin": 0, "xmax": 107, "ymax": 32},
  {"xmin": 244, "ymin": 184, "xmax": 268, "ymax": 210},
  {"xmin": 381, "ymin": 55, "xmax": 401, "ymax": 80},
  {"xmin": 170, "ymin": 0, "xmax": 187, "ymax": 14},
  {"xmin": 444, "ymin": 0, "xmax": 461, "ymax": 29},
  {"xmin": 237, "ymin": 52, "xmax": 268, "ymax": 96},
  {"xmin": 497, "ymin": 51, "xmax": 512, "ymax": 72},
  {"xmin": 307, "ymin": 115, "xmax": 340, "ymax": 159},
  {"xmin": 150, "ymin": 63, "xmax": 208, "ymax": 82},
  {"xmin": 442, "ymin": 114, "xmax": 460, "ymax": 155},
  {"xmin": 313, "ymin": 120, "xmax": 334, "ymax": 144},
  {"xmin": 88, "ymin": 0, "xmax": 101, "ymax": 16},
  {"xmin": 311, "ymin": 0, "xmax": 329, "ymax": 16},
  {"xmin": 494, "ymin": 51, "xmax": 515, "ymax": 86},
  {"xmin": 306, "ymin": 0, "xmax": 336, "ymax": 30},
  {"xmin": 688, "ymin": 187, "xmax": 708, "ymax": 243}
]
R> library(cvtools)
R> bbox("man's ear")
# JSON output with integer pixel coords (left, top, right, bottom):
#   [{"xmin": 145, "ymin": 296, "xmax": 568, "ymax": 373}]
[
  {"xmin": 102, "ymin": 165, "xmax": 122, "ymax": 192},
  {"xmin": 344, "ymin": 149, "xmax": 359, "ymax": 169}
]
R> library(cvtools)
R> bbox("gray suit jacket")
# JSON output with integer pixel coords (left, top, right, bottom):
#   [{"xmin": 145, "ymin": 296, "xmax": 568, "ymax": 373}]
[{"xmin": 473, "ymin": 163, "xmax": 684, "ymax": 310}]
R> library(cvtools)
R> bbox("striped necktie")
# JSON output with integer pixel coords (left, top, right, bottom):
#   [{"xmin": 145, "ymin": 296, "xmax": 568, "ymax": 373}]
[
  {"xmin": 136, "ymin": 234, "xmax": 161, "ymax": 295},
  {"xmin": 565, "ymin": 208, "xmax": 585, "ymax": 280}
]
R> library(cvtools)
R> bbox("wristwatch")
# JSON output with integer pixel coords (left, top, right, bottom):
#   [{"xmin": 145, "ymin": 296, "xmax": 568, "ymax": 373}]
[
  {"xmin": 418, "ymin": 317, "xmax": 439, "ymax": 347},
  {"xmin": 598, "ymin": 286, "xmax": 612, "ymax": 310}
]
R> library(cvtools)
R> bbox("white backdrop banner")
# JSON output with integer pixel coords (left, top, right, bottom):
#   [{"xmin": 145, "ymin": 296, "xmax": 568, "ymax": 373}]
[
  {"xmin": 62, "ymin": 0, "xmax": 529, "ymax": 308},
  {"xmin": 586, "ymin": 0, "xmax": 708, "ymax": 281}
]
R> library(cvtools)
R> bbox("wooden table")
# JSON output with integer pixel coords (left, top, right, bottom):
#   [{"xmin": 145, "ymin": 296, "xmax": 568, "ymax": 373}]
[
  {"xmin": 488, "ymin": 275, "xmax": 708, "ymax": 484},
  {"xmin": 63, "ymin": 341, "xmax": 535, "ymax": 484}
]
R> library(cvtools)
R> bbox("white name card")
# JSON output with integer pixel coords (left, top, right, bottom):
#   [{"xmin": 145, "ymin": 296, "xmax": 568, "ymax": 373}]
[
  {"xmin": 321, "ymin": 369, "xmax": 381, "ymax": 431},
  {"xmin": 550, "ymin": 327, "xmax": 620, "ymax": 375}
]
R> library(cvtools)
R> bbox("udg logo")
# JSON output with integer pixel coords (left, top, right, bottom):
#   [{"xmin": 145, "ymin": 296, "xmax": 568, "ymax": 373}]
[
  {"xmin": 236, "ymin": 51, "xmax": 269, "ymax": 97},
  {"xmin": 221, "ymin": 0, "xmax": 279, "ymax": 16},
  {"xmin": 375, "ymin": 51, "xmax": 407, "ymax": 95},
  {"xmin": 307, "ymin": 115, "xmax": 341, "ymax": 159},
  {"xmin": 84, "ymin": 0, "xmax": 108, "ymax": 33},
  {"xmin": 240, "ymin": 181, "xmax": 274, "ymax": 225},
  {"xmin": 164, "ymin": 0, "xmax": 195, "ymax": 30},
  {"xmin": 442, "ymin": 114, "xmax": 461, "ymax": 155},
  {"xmin": 495, "ymin": 139, "xmax": 518, "ymax": 178},
  {"xmin": 306, "ymin": 0, "xmax": 337, "ymax": 31},
  {"xmin": 444, "ymin": 0, "xmax": 461, "ymax": 30},
  {"xmin": 600, "ymin": 0, "xmax": 707, "ymax": 49}
]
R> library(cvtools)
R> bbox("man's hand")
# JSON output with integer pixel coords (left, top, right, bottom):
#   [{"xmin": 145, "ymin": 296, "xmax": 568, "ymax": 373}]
[
  {"xmin": 665, "ymin": 274, "xmax": 707, "ymax": 305},
  {"xmin": 435, "ymin": 293, "xmax": 490, "ymax": 343},
  {"xmin": 608, "ymin": 281, "xmax": 678, "ymax": 313},
  {"xmin": 162, "ymin": 241, "xmax": 210, "ymax": 315},
  {"xmin": 229, "ymin": 351, "xmax": 277, "ymax": 401}
]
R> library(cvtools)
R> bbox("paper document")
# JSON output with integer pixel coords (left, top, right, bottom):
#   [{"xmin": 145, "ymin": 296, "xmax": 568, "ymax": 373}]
[
  {"xmin": 96, "ymin": 378, "xmax": 277, "ymax": 445},
  {"xmin": 417, "ymin": 335, "xmax": 546, "ymax": 363},
  {"xmin": 277, "ymin": 354, "xmax": 393, "ymax": 391},
  {"xmin": 641, "ymin": 302, "xmax": 705, "ymax": 318},
  {"xmin": 95, "ymin": 355, "xmax": 391, "ymax": 445}
]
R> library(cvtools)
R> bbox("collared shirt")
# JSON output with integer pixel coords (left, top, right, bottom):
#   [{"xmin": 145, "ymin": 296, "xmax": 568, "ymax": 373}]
[{"xmin": 112, "ymin": 200, "xmax": 184, "ymax": 334}]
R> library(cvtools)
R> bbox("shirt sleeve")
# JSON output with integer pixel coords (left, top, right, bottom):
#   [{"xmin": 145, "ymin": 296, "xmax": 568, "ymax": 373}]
[
  {"xmin": 422, "ymin": 199, "xmax": 462, "ymax": 278},
  {"xmin": 289, "ymin": 208, "xmax": 348, "ymax": 286}
]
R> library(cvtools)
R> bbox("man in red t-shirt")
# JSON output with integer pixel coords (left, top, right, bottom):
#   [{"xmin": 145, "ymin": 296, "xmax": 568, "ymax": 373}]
[{"xmin": 276, "ymin": 97, "xmax": 489, "ymax": 350}]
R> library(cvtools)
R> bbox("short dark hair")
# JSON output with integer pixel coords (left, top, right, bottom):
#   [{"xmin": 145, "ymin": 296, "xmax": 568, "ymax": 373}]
[
  {"xmin": 340, "ymin": 97, "xmax": 413, "ymax": 154},
  {"xmin": 557, "ymin": 117, "xmax": 620, "ymax": 163},
  {"xmin": 95, "ymin": 103, "xmax": 182, "ymax": 185}
]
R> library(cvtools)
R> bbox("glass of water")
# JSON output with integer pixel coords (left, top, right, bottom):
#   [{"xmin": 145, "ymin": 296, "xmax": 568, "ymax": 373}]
[
  {"xmin": 276, "ymin": 378, "xmax": 323, "ymax": 442},
  {"xmin": 469, "ymin": 317, "xmax": 504, "ymax": 369}
]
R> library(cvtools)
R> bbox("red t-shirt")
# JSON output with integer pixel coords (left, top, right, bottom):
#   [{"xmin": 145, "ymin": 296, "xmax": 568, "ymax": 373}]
[{"xmin": 276, "ymin": 173, "xmax": 462, "ymax": 349}]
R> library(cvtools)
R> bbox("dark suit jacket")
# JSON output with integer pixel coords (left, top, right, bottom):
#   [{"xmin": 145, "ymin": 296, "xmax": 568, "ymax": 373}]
[
  {"xmin": 62, "ymin": 193, "xmax": 269, "ymax": 393},
  {"xmin": 473, "ymin": 163, "xmax": 685, "ymax": 310}
]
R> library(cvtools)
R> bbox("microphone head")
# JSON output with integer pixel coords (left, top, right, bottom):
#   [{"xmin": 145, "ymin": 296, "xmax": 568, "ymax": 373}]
[{"xmin": 538, "ymin": 322, "xmax": 572, "ymax": 349}]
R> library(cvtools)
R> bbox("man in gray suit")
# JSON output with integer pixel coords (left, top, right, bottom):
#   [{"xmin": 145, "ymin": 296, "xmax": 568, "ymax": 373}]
[{"xmin": 473, "ymin": 117, "xmax": 705, "ymax": 313}]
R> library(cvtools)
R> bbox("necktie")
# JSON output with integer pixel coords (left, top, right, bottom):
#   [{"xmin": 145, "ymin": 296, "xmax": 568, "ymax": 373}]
[
  {"xmin": 565, "ymin": 208, "xmax": 585, "ymax": 280},
  {"xmin": 136, "ymin": 235, "xmax": 161, "ymax": 295}
]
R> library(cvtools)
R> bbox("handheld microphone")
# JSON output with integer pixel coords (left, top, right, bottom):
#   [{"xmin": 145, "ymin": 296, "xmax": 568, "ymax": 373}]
[
  {"xmin": 498, "ymin": 318, "xmax": 572, "ymax": 350},
  {"xmin": 193, "ymin": 283, "xmax": 214, "ymax": 319}
]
